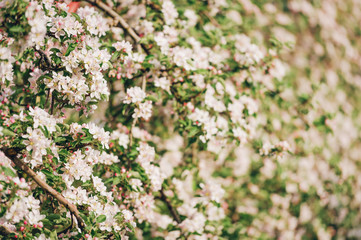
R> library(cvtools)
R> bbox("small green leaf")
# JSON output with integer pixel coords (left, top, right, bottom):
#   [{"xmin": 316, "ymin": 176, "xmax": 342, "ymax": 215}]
[
  {"xmin": 2, "ymin": 128, "xmax": 15, "ymax": 136},
  {"xmin": 9, "ymin": 26, "xmax": 24, "ymax": 33},
  {"xmin": 71, "ymin": 13, "xmax": 82, "ymax": 23},
  {"xmin": 47, "ymin": 214, "xmax": 61, "ymax": 221},
  {"xmin": 146, "ymin": 95, "xmax": 158, "ymax": 102},
  {"xmin": 65, "ymin": 43, "xmax": 78, "ymax": 56},
  {"xmin": 81, "ymin": 137, "xmax": 93, "ymax": 144},
  {"xmin": 96, "ymin": 215, "xmax": 106, "ymax": 223},
  {"xmin": 3, "ymin": 167, "xmax": 16, "ymax": 177},
  {"xmin": 49, "ymin": 230, "xmax": 59, "ymax": 240},
  {"xmin": 188, "ymin": 127, "xmax": 199, "ymax": 138}
]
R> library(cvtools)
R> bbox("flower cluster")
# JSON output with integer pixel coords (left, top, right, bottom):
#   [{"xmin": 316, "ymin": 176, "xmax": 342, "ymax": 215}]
[
  {"xmin": 0, "ymin": 0, "xmax": 360, "ymax": 239},
  {"xmin": 124, "ymin": 87, "xmax": 153, "ymax": 121}
]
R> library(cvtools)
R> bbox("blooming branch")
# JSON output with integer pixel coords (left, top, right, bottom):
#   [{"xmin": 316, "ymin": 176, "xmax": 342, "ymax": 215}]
[
  {"xmin": 1, "ymin": 148, "xmax": 85, "ymax": 231},
  {"xmin": 84, "ymin": 0, "xmax": 150, "ymax": 54}
]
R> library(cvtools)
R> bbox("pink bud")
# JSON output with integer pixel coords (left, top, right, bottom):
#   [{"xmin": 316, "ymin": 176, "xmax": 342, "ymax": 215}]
[{"xmin": 20, "ymin": 227, "xmax": 25, "ymax": 231}]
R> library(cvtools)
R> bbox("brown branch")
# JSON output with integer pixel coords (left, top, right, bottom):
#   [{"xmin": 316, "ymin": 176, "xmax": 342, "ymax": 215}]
[
  {"xmin": 0, "ymin": 225, "xmax": 16, "ymax": 236},
  {"xmin": 84, "ymin": 0, "xmax": 150, "ymax": 54},
  {"xmin": 141, "ymin": 75, "xmax": 146, "ymax": 92},
  {"xmin": 200, "ymin": 11, "xmax": 221, "ymax": 28},
  {"xmin": 2, "ymin": 148, "xmax": 85, "ymax": 231},
  {"xmin": 50, "ymin": 94, "xmax": 55, "ymax": 115},
  {"xmin": 57, "ymin": 212, "xmax": 74, "ymax": 236},
  {"xmin": 128, "ymin": 118, "xmax": 137, "ymax": 148},
  {"xmin": 160, "ymin": 188, "xmax": 181, "ymax": 224},
  {"xmin": 45, "ymin": 89, "xmax": 50, "ymax": 108}
]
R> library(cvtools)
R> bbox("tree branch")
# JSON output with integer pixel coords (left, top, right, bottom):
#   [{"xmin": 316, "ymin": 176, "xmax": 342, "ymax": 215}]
[
  {"xmin": 160, "ymin": 188, "xmax": 181, "ymax": 224},
  {"xmin": 84, "ymin": 0, "xmax": 150, "ymax": 54},
  {"xmin": 0, "ymin": 225, "xmax": 16, "ymax": 236},
  {"xmin": 57, "ymin": 212, "xmax": 74, "ymax": 236},
  {"xmin": 1, "ymin": 148, "xmax": 85, "ymax": 231}
]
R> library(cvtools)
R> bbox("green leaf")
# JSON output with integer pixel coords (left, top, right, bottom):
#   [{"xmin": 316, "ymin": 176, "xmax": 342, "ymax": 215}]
[
  {"xmin": 96, "ymin": 215, "xmax": 106, "ymax": 223},
  {"xmin": 188, "ymin": 127, "xmax": 199, "ymax": 138},
  {"xmin": 146, "ymin": 95, "xmax": 158, "ymax": 102},
  {"xmin": 50, "ymin": 48, "xmax": 61, "ymax": 53},
  {"xmin": 54, "ymin": 137, "xmax": 66, "ymax": 144},
  {"xmin": 71, "ymin": 13, "xmax": 82, "ymax": 23},
  {"xmin": 49, "ymin": 230, "xmax": 59, "ymax": 240},
  {"xmin": 1, "ymin": 128, "xmax": 15, "ymax": 136},
  {"xmin": 41, "ymin": 169, "xmax": 53, "ymax": 177},
  {"xmin": 111, "ymin": 51, "xmax": 120, "ymax": 61},
  {"xmin": 81, "ymin": 137, "xmax": 93, "ymax": 144},
  {"xmin": 3, "ymin": 167, "xmax": 16, "ymax": 177},
  {"xmin": 9, "ymin": 26, "xmax": 24, "ymax": 33},
  {"xmin": 65, "ymin": 43, "xmax": 78, "ymax": 56},
  {"xmin": 47, "ymin": 214, "xmax": 61, "ymax": 221}
]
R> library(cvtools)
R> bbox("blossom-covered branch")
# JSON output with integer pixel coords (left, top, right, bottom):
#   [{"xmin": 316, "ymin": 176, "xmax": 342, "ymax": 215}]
[
  {"xmin": 0, "ymin": 224, "xmax": 16, "ymax": 236},
  {"xmin": 0, "ymin": 0, "xmax": 360, "ymax": 239},
  {"xmin": 1, "ymin": 148, "xmax": 85, "ymax": 231},
  {"xmin": 84, "ymin": 0, "xmax": 150, "ymax": 54}
]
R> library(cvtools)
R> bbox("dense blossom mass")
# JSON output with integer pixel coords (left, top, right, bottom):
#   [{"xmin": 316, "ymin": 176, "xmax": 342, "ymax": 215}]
[{"xmin": 0, "ymin": 0, "xmax": 360, "ymax": 239}]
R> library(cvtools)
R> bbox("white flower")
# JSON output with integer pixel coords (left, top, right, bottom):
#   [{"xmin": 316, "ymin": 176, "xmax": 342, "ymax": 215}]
[
  {"xmin": 63, "ymin": 150, "xmax": 93, "ymax": 182},
  {"xmin": 179, "ymin": 212, "xmax": 206, "ymax": 234},
  {"xmin": 0, "ymin": 46, "xmax": 15, "ymax": 83},
  {"xmin": 122, "ymin": 209, "xmax": 133, "ymax": 221},
  {"xmin": 233, "ymin": 127, "xmax": 248, "ymax": 144},
  {"xmin": 88, "ymin": 123, "xmax": 110, "ymax": 149},
  {"xmin": 133, "ymin": 101, "xmax": 153, "ymax": 120},
  {"xmin": 111, "ymin": 131, "xmax": 130, "ymax": 149},
  {"xmin": 93, "ymin": 176, "xmax": 107, "ymax": 196},
  {"xmin": 200, "ymin": 180, "xmax": 225, "ymax": 203},
  {"xmin": 124, "ymin": 87, "xmax": 146, "ymax": 104},
  {"xmin": 113, "ymin": 40, "xmax": 133, "ymax": 54},
  {"xmin": 154, "ymin": 77, "xmax": 171, "ymax": 91},
  {"xmin": 27, "ymin": 210, "xmax": 45, "ymax": 225},
  {"xmin": 28, "ymin": 106, "xmax": 62, "ymax": 133},
  {"xmin": 5, "ymin": 199, "xmax": 28, "ymax": 223},
  {"xmin": 162, "ymin": 0, "xmax": 178, "ymax": 25},
  {"xmin": 130, "ymin": 178, "xmax": 143, "ymax": 190}
]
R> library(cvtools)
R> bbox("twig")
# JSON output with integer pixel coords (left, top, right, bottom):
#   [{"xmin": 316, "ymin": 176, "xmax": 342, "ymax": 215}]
[
  {"xmin": 33, "ymin": 47, "xmax": 65, "ymax": 71},
  {"xmin": 50, "ymin": 94, "xmax": 55, "ymax": 115},
  {"xmin": 45, "ymin": 89, "xmax": 50, "ymax": 108},
  {"xmin": 200, "ymin": 11, "xmax": 221, "ymax": 28},
  {"xmin": 141, "ymin": 75, "xmax": 146, "ymax": 92},
  {"xmin": 2, "ymin": 148, "xmax": 85, "ymax": 231},
  {"xmin": 128, "ymin": 118, "xmax": 137, "ymax": 148},
  {"xmin": 84, "ymin": 0, "xmax": 150, "ymax": 54},
  {"xmin": 160, "ymin": 188, "xmax": 181, "ymax": 223},
  {"xmin": 57, "ymin": 212, "xmax": 74, "ymax": 236},
  {"xmin": 0, "ymin": 225, "xmax": 16, "ymax": 236}
]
